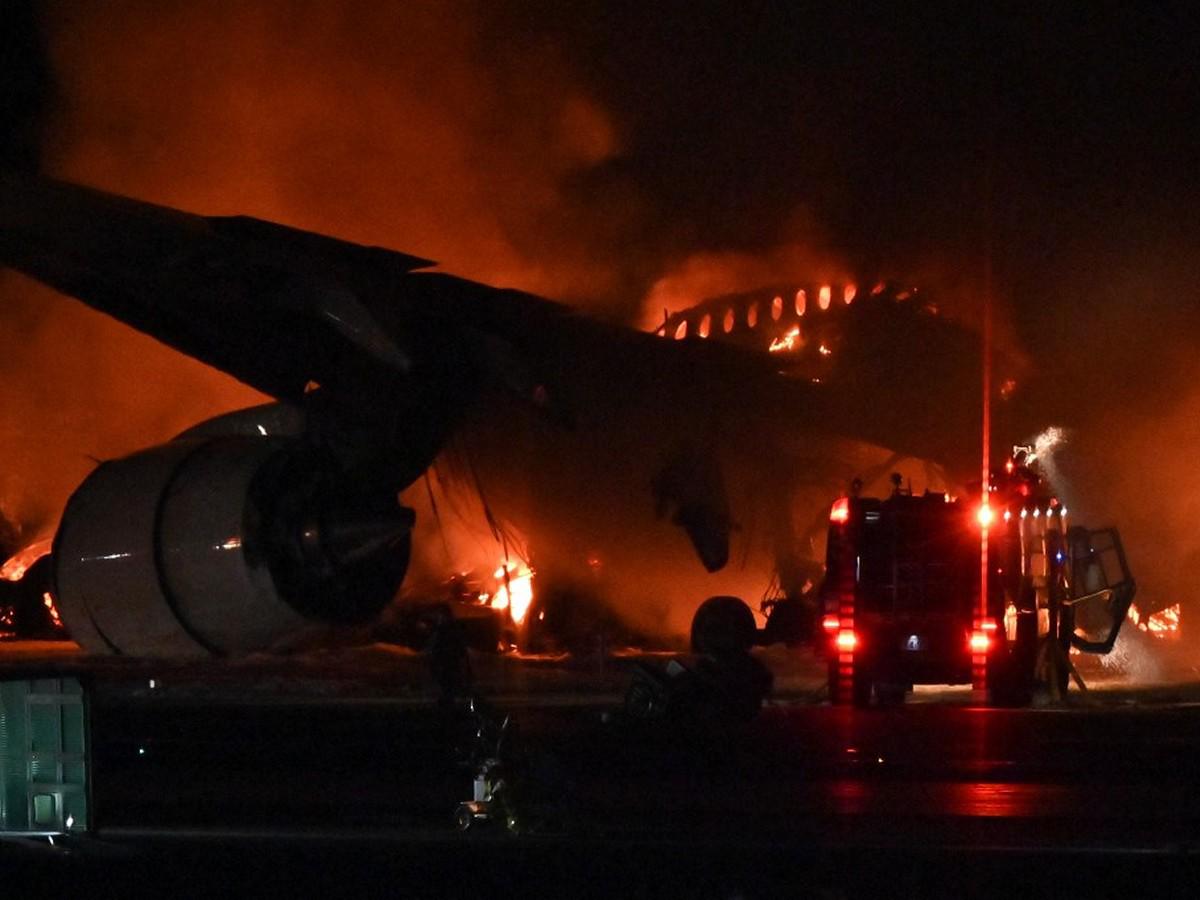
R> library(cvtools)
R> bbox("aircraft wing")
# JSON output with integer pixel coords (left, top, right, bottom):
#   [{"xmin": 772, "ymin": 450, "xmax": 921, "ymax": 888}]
[
  {"xmin": 0, "ymin": 173, "xmax": 610, "ymax": 478},
  {"xmin": 0, "ymin": 173, "xmax": 449, "ymax": 398}
]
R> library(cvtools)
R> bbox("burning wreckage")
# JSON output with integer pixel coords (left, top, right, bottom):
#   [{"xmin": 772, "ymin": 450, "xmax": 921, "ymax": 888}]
[{"xmin": 0, "ymin": 174, "xmax": 1152, "ymax": 709}]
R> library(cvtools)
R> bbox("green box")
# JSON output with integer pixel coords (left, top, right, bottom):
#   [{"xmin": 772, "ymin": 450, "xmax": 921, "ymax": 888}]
[{"xmin": 0, "ymin": 677, "xmax": 88, "ymax": 833}]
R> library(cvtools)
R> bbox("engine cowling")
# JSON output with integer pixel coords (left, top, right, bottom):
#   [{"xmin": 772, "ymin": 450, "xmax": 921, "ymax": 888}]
[{"xmin": 52, "ymin": 435, "xmax": 413, "ymax": 656}]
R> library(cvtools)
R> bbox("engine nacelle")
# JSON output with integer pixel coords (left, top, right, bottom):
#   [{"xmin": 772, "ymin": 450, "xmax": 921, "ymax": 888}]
[{"xmin": 53, "ymin": 435, "xmax": 413, "ymax": 656}]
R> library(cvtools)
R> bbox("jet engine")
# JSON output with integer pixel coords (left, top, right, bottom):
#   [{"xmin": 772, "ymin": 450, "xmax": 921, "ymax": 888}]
[{"xmin": 53, "ymin": 434, "xmax": 414, "ymax": 656}]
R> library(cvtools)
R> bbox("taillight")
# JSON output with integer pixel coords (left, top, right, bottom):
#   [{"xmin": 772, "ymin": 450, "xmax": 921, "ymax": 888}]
[
  {"xmin": 835, "ymin": 630, "xmax": 858, "ymax": 652},
  {"xmin": 822, "ymin": 614, "xmax": 840, "ymax": 634}
]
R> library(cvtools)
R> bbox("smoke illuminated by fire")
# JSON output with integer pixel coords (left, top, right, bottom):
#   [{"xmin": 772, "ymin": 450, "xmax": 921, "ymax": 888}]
[
  {"xmin": 1, "ymin": 1, "xmax": 636, "ymax": 539},
  {"xmin": 2, "ymin": 4, "xmax": 1197, "ymax": 661}
]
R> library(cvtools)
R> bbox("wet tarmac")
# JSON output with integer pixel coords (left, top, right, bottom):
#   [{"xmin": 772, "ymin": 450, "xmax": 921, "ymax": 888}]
[{"xmin": 4, "ymin": 640, "xmax": 1200, "ymax": 897}]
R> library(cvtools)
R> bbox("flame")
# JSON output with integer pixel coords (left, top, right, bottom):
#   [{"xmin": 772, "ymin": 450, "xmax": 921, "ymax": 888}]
[
  {"xmin": 1127, "ymin": 602, "xmax": 1181, "ymax": 637},
  {"xmin": 491, "ymin": 561, "xmax": 534, "ymax": 625},
  {"xmin": 1147, "ymin": 603, "xmax": 1180, "ymax": 636},
  {"xmin": 0, "ymin": 537, "xmax": 53, "ymax": 582},
  {"xmin": 769, "ymin": 326, "xmax": 802, "ymax": 353},
  {"xmin": 43, "ymin": 592, "xmax": 64, "ymax": 630}
]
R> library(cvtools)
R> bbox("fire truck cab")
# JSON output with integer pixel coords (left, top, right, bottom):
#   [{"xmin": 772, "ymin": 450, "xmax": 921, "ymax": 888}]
[{"xmin": 819, "ymin": 452, "xmax": 1136, "ymax": 706}]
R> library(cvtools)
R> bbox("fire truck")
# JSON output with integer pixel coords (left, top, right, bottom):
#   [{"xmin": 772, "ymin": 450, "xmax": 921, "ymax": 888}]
[{"xmin": 817, "ymin": 448, "xmax": 1136, "ymax": 706}]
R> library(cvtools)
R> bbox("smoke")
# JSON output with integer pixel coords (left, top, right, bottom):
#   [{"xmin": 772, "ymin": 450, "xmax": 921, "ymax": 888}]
[
  {"xmin": 1, "ymin": 0, "xmax": 643, "ymax": 536},
  {"xmin": 1038, "ymin": 236, "xmax": 1200, "ymax": 668},
  {"xmin": 3, "ymin": 4, "xmax": 1198, "ymax": 660}
]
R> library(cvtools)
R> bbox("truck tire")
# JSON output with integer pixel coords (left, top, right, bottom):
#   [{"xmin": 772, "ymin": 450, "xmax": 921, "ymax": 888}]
[
  {"xmin": 990, "ymin": 611, "xmax": 1037, "ymax": 706},
  {"xmin": 987, "ymin": 655, "xmax": 1033, "ymax": 707},
  {"xmin": 691, "ymin": 596, "xmax": 756, "ymax": 656}
]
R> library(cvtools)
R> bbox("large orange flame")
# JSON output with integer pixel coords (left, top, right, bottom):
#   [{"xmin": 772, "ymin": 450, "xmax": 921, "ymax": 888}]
[{"xmin": 490, "ymin": 561, "xmax": 534, "ymax": 625}]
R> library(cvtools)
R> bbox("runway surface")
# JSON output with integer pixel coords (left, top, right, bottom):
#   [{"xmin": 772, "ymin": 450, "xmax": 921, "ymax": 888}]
[{"xmin": 4, "ymin": 640, "xmax": 1200, "ymax": 896}]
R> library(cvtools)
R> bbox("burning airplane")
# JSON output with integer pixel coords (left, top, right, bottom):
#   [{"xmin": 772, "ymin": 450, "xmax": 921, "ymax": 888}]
[{"xmin": 0, "ymin": 173, "xmax": 1050, "ymax": 656}]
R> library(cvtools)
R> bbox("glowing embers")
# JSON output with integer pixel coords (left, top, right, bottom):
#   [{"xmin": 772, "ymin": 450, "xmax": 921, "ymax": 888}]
[
  {"xmin": 723, "ymin": 308, "xmax": 735, "ymax": 333},
  {"xmin": 771, "ymin": 295, "xmax": 783, "ymax": 321},
  {"xmin": 698, "ymin": 313, "xmax": 712, "ymax": 339},
  {"xmin": 769, "ymin": 326, "xmax": 802, "ymax": 353},
  {"xmin": 795, "ymin": 289, "xmax": 807, "ymax": 316},
  {"xmin": 818, "ymin": 285, "xmax": 832, "ymax": 310},
  {"xmin": 1127, "ymin": 602, "xmax": 1181, "ymax": 638},
  {"xmin": 673, "ymin": 320, "xmax": 688, "ymax": 340},
  {"xmin": 490, "ymin": 561, "xmax": 534, "ymax": 625}
]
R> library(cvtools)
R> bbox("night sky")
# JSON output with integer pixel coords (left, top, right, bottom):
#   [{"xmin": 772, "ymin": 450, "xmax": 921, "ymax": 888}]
[{"xmin": 1, "ymin": 1, "xmax": 1199, "ymax": 615}]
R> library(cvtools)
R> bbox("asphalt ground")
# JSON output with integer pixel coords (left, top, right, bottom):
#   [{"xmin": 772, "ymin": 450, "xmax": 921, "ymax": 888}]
[{"xmin": 4, "ymin": 638, "xmax": 1200, "ymax": 897}]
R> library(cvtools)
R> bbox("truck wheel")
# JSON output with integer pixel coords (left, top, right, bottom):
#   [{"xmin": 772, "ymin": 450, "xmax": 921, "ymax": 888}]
[
  {"xmin": 691, "ymin": 596, "xmax": 756, "ymax": 656},
  {"xmin": 987, "ymin": 662, "xmax": 1032, "ymax": 707}
]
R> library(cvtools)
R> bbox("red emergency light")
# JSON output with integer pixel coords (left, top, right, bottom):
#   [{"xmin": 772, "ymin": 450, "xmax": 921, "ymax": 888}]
[
  {"xmin": 830, "ymin": 497, "xmax": 850, "ymax": 524},
  {"xmin": 976, "ymin": 502, "xmax": 994, "ymax": 528},
  {"xmin": 835, "ymin": 629, "xmax": 858, "ymax": 652}
]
